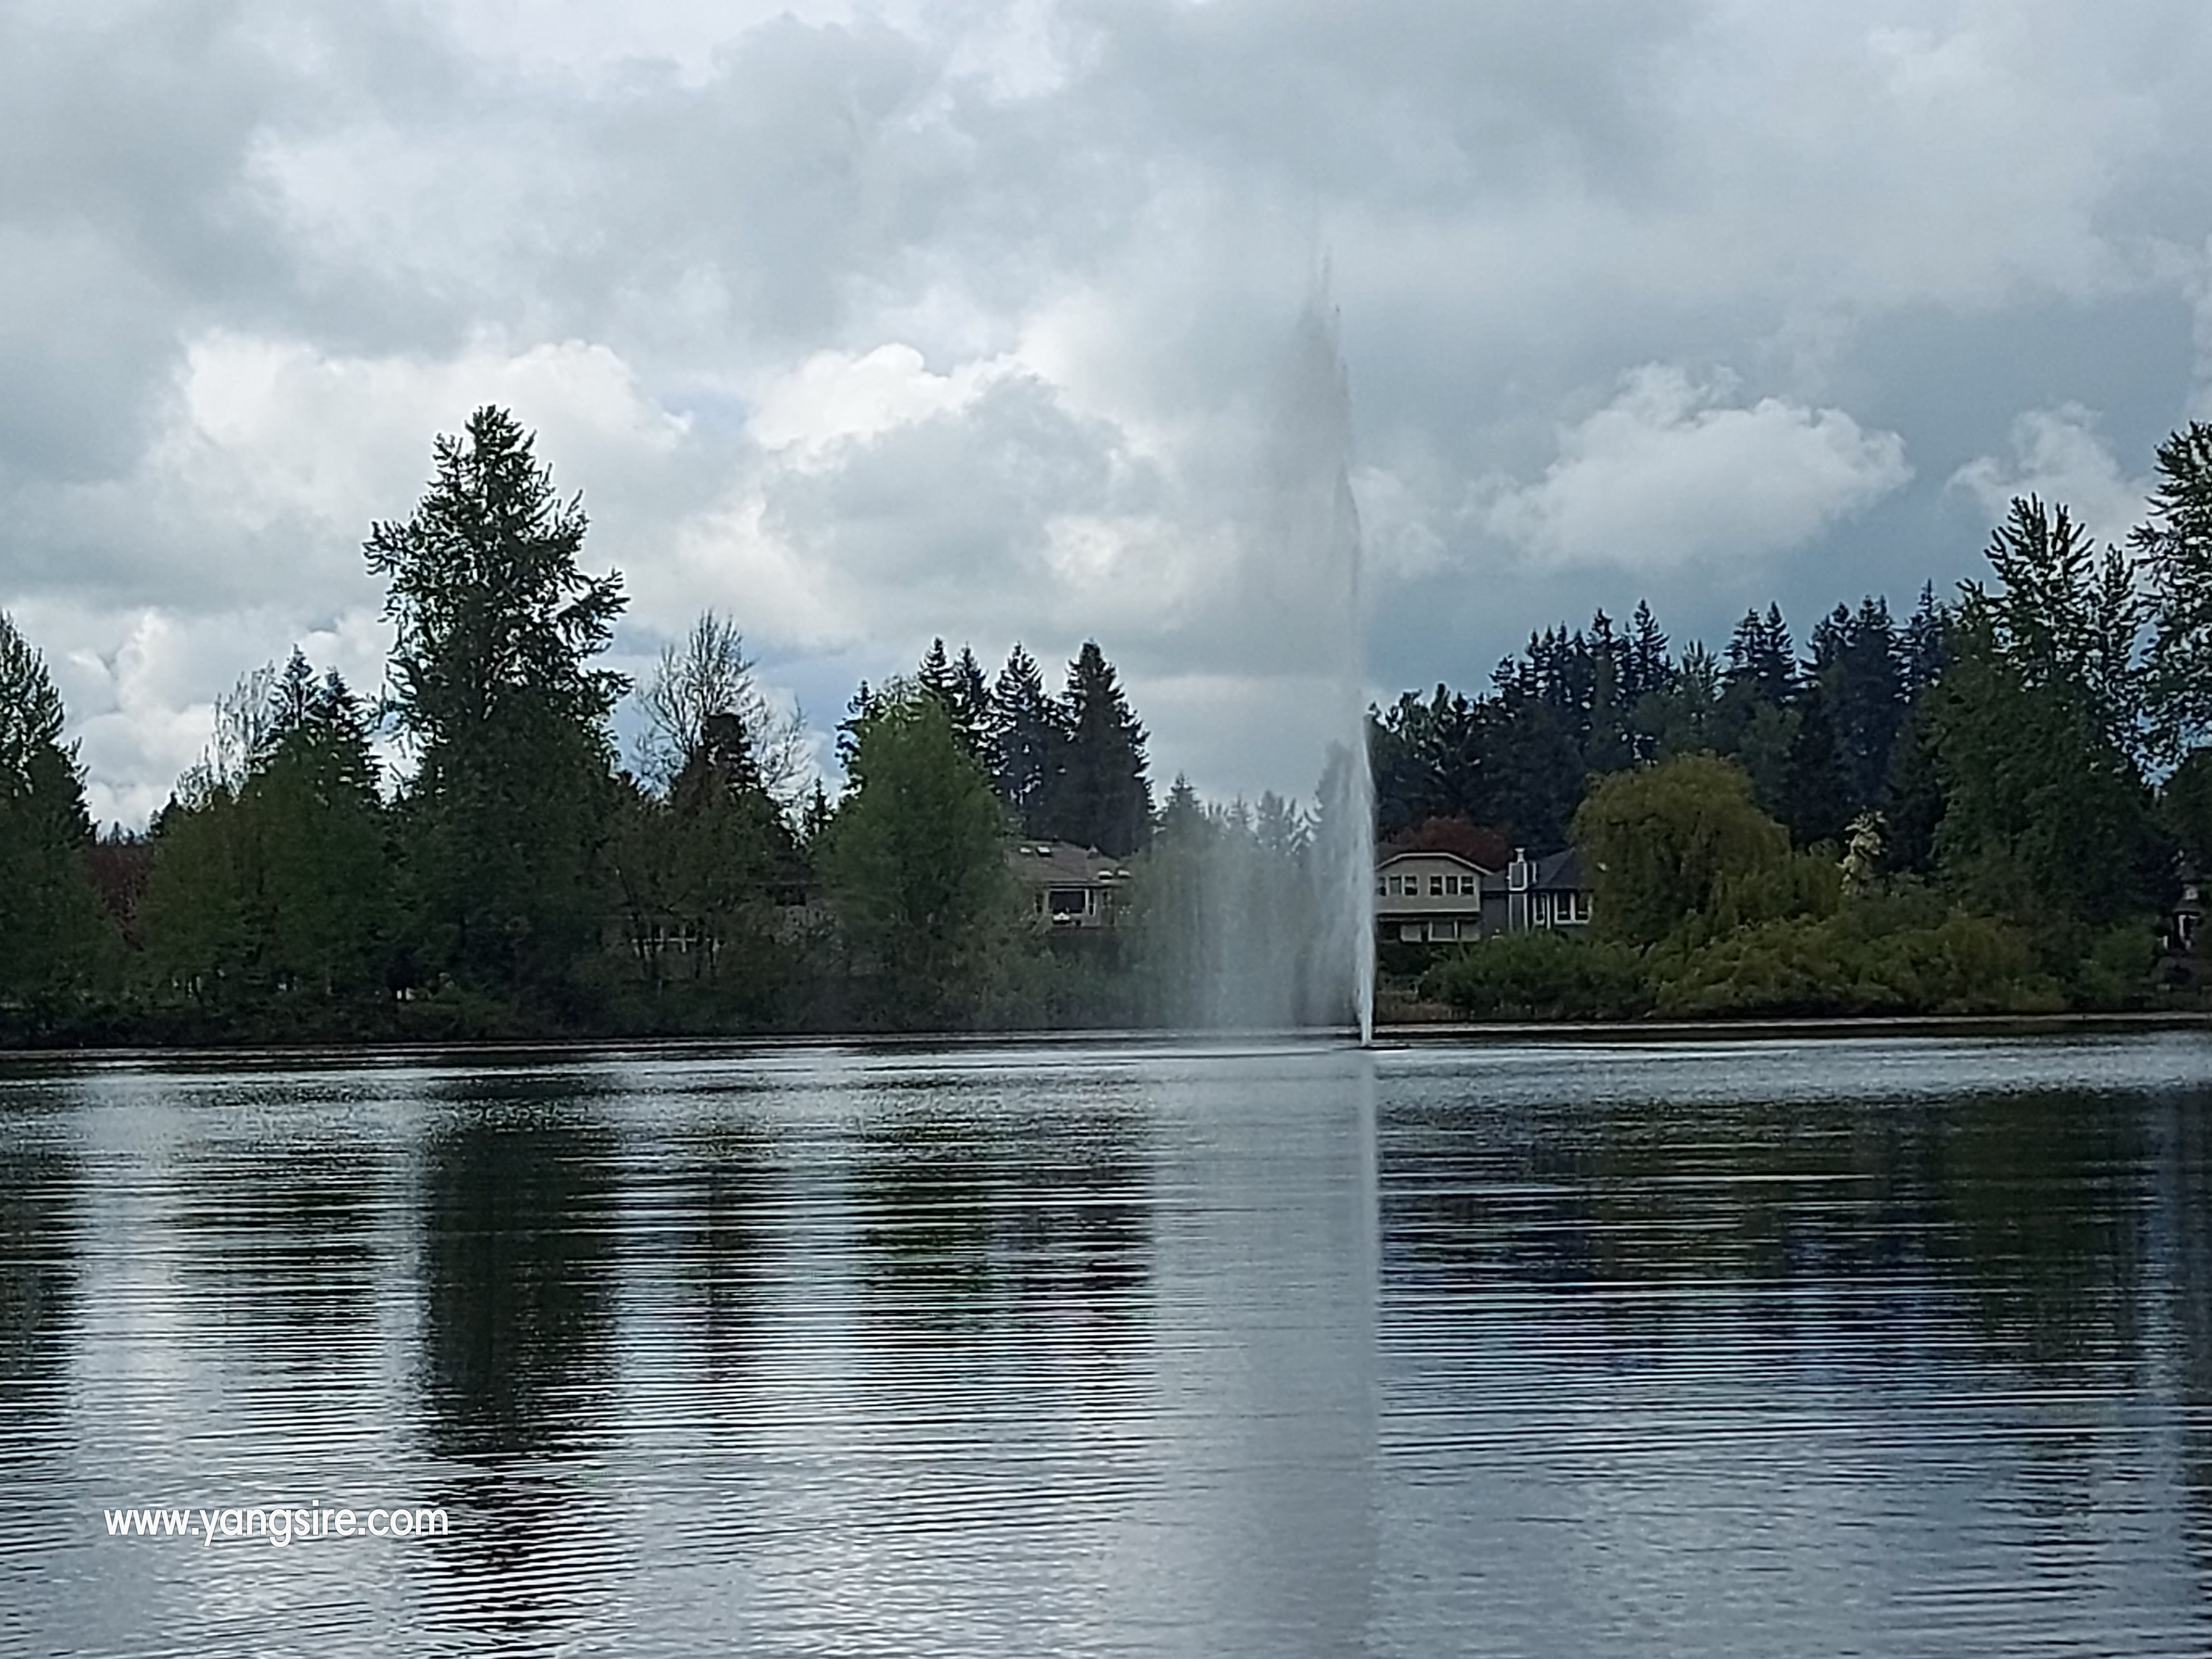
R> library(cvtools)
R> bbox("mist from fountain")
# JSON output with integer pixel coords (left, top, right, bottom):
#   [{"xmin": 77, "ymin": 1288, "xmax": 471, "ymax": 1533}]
[
  {"xmin": 1277, "ymin": 292, "xmax": 1376, "ymax": 1045},
  {"xmin": 1149, "ymin": 283, "xmax": 1373, "ymax": 1040}
]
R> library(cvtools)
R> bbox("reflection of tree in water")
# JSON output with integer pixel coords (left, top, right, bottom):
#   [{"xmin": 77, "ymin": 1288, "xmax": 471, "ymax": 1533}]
[
  {"xmin": 653, "ymin": 1113, "xmax": 775, "ymax": 1388},
  {"xmin": 167, "ymin": 1129, "xmax": 378, "ymax": 1362},
  {"xmin": 1387, "ymin": 1086, "xmax": 2161, "ymax": 1382},
  {"xmin": 2167, "ymin": 1092, "xmax": 2212, "ymax": 1595},
  {"xmin": 1922, "ymin": 1088, "xmax": 2148, "ymax": 1377},
  {"xmin": 416, "ymin": 1085, "xmax": 619, "ymax": 1464},
  {"xmin": 852, "ymin": 1092, "xmax": 1149, "ymax": 1337},
  {"xmin": 0, "ymin": 1108, "xmax": 81, "ymax": 1444},
  {"xmin": 411, "ymin": 1076, "xmax": 625, "ymax": 1654},
  {"xmin": 1387, "ymin": 1096, "xmax": 1931, "ymax": 1361}
]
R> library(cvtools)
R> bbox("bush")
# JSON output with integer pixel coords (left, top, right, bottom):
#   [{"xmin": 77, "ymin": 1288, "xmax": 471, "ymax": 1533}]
[
  {"xmin": 1648, "ymin": 904, "xmax": 2062, "ymax": 1018},
  {"xmin": 1422, "ymin": 930, "xmax": 1650, "ymax": 1021}
]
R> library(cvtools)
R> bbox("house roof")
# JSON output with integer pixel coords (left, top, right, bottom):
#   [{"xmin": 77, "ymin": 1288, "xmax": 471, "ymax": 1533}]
[
  {"xmin": 1531, "ymin": 849, "xmax": 1587, "ymax": 891},
  {"xmin": 1005, "ymin": 841, "xmax": 1131, "ymax": 887},
  {"xmin": 1376, "ymin": 848, "xmax": 1489, "ymax": 874}
]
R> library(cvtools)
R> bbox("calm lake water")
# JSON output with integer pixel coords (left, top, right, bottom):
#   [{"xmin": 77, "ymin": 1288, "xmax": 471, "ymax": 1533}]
[{"xmin": 3, "ymin": 1033, "xmax": 2210, "ymax": 1656}]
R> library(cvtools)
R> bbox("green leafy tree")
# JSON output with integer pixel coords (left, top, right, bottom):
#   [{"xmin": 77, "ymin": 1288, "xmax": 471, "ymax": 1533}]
[
  {"xmin": 824, "ymin": 686, "xmax": 1014, "ymax": 1028},
  {"xmin": 0, "ymin": 611, "xmax": 107, "ymax": 1028},
  {"xmin": 142, "ymin": 653, "xmax": 392, "ymax": 1006},
  {"xmin": 365, "ymin": 407, "xmax": 627, "ymax": 998},
  {"xmin": 612, "ymin": 708, "xmax": 797, "ymax": 1016},
  {"xmin": 1572, "ymin": 753, "xmax": 1790, "ymax": 949},
  {"xmin": 1970, "ymin": 496, "xmax": 2142, "ymax": 755},
  {"xmin": 1925, "ymin": 620, "xmax": 2158, "ymax": 933}
]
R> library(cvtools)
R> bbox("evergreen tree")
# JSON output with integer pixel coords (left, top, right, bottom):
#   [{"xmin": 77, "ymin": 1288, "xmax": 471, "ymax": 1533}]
[
  {"xmin": 986, "ymin": 644, "xmax": 1065, "ymax": 836},
  {"xmin": 1048, "ymin": 642, "xmax": 1153, "ymax": 856},
  {"xmin": 0, "ymin": 610, "xmax": 106, "ymax": 1028},
  {"xmin": 1900, "ymin": 582, "xmax": 1951, "ymax": 699},
  {"xmin": 1972, "ymin": 495, "xmax": 2142, "ymax": 755},
  {"xmin": 143, "ymin": 652, "xmax": 392, "ymax": 1006},
  {"xmin": 2134, "ymin": 422, "xmax": 2212, "ymax": 757},
  {"xmin": 365, "ymin": 407, "xmax": 627, "ymax": 998},
  {"xmin": 246, "ymin": 654, "xmax": 391, "ymax": 995},
  {"xmin": 1725, "ymin": 604, "xmax": 1798, "ymax": 704}
]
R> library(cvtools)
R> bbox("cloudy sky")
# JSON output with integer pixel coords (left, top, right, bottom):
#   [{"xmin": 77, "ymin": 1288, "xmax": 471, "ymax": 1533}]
[{"xmin": 6, "ymin": 0, "xmax": 2212, "ymax": 826}]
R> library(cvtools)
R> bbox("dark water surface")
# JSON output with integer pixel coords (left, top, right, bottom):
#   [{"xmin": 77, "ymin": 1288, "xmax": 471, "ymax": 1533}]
[{"xmin": 3, "ymin": 1034, "xmax": 2210, "ymax": 1656}]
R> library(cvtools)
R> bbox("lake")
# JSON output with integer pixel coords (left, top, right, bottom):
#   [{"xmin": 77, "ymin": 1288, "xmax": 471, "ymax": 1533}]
[{"xmin": 3, "ymin": 1032, "xmax": 2209, "ymax": 1656}]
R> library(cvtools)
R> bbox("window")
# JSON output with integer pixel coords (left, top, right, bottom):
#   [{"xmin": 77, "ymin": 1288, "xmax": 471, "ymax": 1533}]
[
  {"xmin": 1430, "ymin": 919, "xmax": 1459, "ymax": 942},
  {"xmin": 1429, "ymin": 875, "xmax": 1444, "ymax": 896},
  {"xmin": 1375, "ymin": 878, "xmax": 1387, "ymax": 897}
]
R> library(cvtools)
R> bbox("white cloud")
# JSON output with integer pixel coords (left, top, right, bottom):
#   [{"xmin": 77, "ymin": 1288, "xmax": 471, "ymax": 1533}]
[
  {"xmin": 1480, "ymin": 365, "xmax": 1912, "ymax": 569},
  {"xmin": 7, "ymin": 0, "xmax": 2212, "ymax": 818},
  {"xmin": 1949, "ymin": 405, "xmax": 2150, "ymax": 550}
]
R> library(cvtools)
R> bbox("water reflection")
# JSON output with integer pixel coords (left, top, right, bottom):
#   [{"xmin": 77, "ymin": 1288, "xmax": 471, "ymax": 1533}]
[
  {"xmin": 0, "ymin": 1094, "xmax": 79, "ymax": 1428},
  {"xmin": 3, "ymin": 1037, "xmax": 2209, "ymax": 1655},
  {"xmin": 1375, "ymin": 1040, "xmax": 2212, "ymax": 1656},
  {"xmin": 411, "ymin": 1074, "xmax": 628, "ymax": 1654},
  {"xmin": 850, "ymin": 1090, "xmax": 1150, "ymax": 1336}
]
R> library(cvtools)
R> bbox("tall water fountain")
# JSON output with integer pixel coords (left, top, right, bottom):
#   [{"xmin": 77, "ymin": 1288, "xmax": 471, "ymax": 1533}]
[
  {"xmin": 1157, "ymin": 284, "xmax": 1373, "ymax": 1040},
  {"xmin": 1276, "ymin": 292, "xmax": 1376, "ymax": 1045}
]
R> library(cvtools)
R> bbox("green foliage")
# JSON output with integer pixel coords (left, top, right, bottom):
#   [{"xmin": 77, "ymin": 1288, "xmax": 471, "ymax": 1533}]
[
  {"xmin": 608, "ymin": 709, "xmax": 799, "ymax": 1022},
  {"xmin": 0, "ymin": 611, "xmax": 109, "ymax": 1029},
  {"xmin": 1047, "ymin": 641, "xmax": 1153, "ymax": 857},
  {"xmin": 1572, "ymin": 754, "xmax": 1790, "ymax": 949},
  {"xmin": 366, "ymin": 408, "xmax": 626, "ymax": 1000},
  {"xmin": 823, "ymin": 686, "xmax": 1017, "ymax": 1029},
  {"xmin": 1924, "ymin": 621, "xmax": 2157, "ymax": 931},
  {"xmin": 2157, "ymin": 747, "xmax": 2212, "ymax": 868},
  {"xmin": 141, "ymin": 652, "xmax": 393, "ymax": 1006},
  {"xmin": 2133, "ymin": 422, "xmax": 2212, "ymax": 757},
  {"xmin": 1649, "ymin": 903, "xmax": 2059, "ymax": 1018},
  {"xmin": 1423, "ymin": 930, "xmax": 1649, "ymax": 1021}
]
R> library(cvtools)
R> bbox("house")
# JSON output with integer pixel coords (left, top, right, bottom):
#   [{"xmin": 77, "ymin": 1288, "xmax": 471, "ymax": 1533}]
[
  {"xmin": 1498, "ymin": 846, "xmax": 1593, "ymax": 934},
  {"xmin": 1375, "ymin": 850, "xmax": 1486, "ymax": 944},
  {"xmin": 1006, "ymin": 841, "xmax": 1132, "ymax": 929},
  {"xmin": 1375, "ymin": 844, "xmax": 1594, "ymax": 945}
]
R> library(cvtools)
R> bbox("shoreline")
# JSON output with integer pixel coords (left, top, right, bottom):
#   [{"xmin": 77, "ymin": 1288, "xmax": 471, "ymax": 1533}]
[{"xmin": 2, "ymin": 1008, "xmax": 2205, "ymax": 1068}]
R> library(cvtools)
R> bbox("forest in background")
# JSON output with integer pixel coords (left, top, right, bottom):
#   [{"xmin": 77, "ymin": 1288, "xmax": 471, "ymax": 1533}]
[{"xmin": 4, "ymin": 408, "xmax": 2212, "ymax": 1043}]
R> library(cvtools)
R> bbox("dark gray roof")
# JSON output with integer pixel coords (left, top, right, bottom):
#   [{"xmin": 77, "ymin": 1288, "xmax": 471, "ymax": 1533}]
[{"xmin": 1532, "ymin": 849, "xmax": 1587, "ymax": 891}]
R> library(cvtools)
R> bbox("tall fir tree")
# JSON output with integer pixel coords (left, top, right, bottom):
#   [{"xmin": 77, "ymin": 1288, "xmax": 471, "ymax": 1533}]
[
  {"xmin": 0, "ymin": 610, "xmax": 107, "ymax": 1028},
  {"xmin": 987, "ymin": 644, "xmax": 1064, "ymax": 836},
  {"xmin": 365, "ymin": 407, "xmax": 627, "ymax": 997},
  {"xmin": 1048, "ymin": 642, "xmax": 1153, "ymax": 857}
]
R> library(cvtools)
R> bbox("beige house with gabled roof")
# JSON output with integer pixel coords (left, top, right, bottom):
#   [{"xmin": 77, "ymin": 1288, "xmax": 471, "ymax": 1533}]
[
  {"xmin": 1376, "ymin": 850, "xmax": 1486, "ymax": 944},
  {"xmin": 1376, "ymin": 845, "xmax": 1595, "ymax": 944}
]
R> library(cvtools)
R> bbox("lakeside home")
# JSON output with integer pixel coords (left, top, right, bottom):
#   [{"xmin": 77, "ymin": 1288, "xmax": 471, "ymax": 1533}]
[{"xmin": 1376, "ymin": 845, "xmax": 1593, "ymax": 945}]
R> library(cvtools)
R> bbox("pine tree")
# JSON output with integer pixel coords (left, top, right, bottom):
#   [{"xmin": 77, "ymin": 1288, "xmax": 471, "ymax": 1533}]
[
  {"xmin": 988, "ymin": 644, "xmax": 1066, "ymax": 838},
  {"xmin": 0, "ymin": 610, "xmax": 106, "ymax": 1028},
  {"xmin": 2133, "ymin": 423, "xmax": 2212, "ymax": 758},
  {"xmin": 1047, "ymin": 642, "xmax": 1153, "ymax": 857}
]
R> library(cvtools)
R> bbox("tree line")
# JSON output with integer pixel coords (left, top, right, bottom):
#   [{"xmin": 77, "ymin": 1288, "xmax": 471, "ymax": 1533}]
[
  {"xmin": 6, "ymin": 408, "xmax": 2212, "ymax": 1041},
  {"xmin": 1415, "ymin": 424, "xmax": 2212, "ymax": 1020},
  {"xmin": 0, "ymin": 407, "xmax": 1178, "ymax": 1042}
]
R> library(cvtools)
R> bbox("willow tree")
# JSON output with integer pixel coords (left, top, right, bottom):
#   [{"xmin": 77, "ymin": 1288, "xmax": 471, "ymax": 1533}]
[{"xmin": 366, "ymin": 407, "xmax": 626, "ymax": 998}]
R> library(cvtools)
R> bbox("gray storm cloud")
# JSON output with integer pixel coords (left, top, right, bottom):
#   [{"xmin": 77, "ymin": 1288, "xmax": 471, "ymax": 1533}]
[{"xmin": 3, "ymin": 0, "xmax": 2211, "ymax": 824}]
